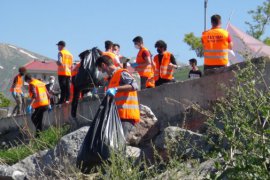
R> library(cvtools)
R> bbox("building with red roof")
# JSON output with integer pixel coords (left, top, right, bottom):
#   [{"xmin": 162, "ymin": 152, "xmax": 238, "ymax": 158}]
[{"xmin": 24, "ymin": 60, "xmax": 58, "ymax": 83}]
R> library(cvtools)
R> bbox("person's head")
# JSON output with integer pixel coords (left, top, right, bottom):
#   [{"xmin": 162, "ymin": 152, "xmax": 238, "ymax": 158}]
[
  {"xmin": 49, "ymin": 76, "xmax": 55, "ymax": 84},
  {"xmin": 105, "ymin": 40, "xmax": 114, "ymax": 51},
  {"xmin": 211, "ymin": 14, "xmax": 221, "ymax": 27},
  {"xmin": 155, "ymin": 40, "xmax": 167, "ymax": 54},
  {"xmin": 189, "ymin": 58, "xmax": 197, "ymax": 68},
  {"xmin": 56, "ymin": 40, "xmax": 66, "ymax": 51},
  {"xmin": 18, "ymin": 67, "xmax": 26, "ymax": 76},
  {"xmin": 95, "ymin": 55, "xmax": 115, "ymax": 75},
  {"xmin": 113, "ymin": 44, "xmax": 120, "ymax": 55},
  {"xmin": 133, "ymin": 36, "xmax": 143, "ymax": 49},
  {"xmin": 24, "ymin": 74, "xmax": 33, "ymax": 83}
]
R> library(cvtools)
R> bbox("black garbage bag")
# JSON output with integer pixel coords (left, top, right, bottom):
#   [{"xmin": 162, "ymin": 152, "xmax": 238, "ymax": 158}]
[
  {"xmin": 74, "ymin": 47, "xmax": 104, "ymax": 89},
  {"xmin": 76, "ymin": 95, "xmax": 126, "ymax": 173}
]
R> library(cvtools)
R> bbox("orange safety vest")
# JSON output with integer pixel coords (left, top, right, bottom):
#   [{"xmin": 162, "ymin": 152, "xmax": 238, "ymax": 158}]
[
  {"xmin": 71, "ymin": 62, "xmax": 81, "ymax": 77},
  {"xmin": 103, "ymin": 52, "xmax": 120, "ymax": 67},
  {"xmin": 146, "ymin": 77, "xmax": 155, "ymax": 88},
  {"xmin": 136, "ymin": 47, "xmax": 154, "ymax": 78},
  {"xmin": 154, "ymin": 52, "xmax": 174, "ymax": 81},
  {"xmin": 29, "ymin": 79, "xmax": 49, "ymax": 108},
  {"xmin": 58, "ymin": 49, "xmax": 73, "ymax": 76},
  {"xmin": 202, "ymin": 28, "xmax": 229, "ymax": 66},
  {"xmin": 108, "ymin": 68, "xmax": 140, "ymax": 123},
  {"xmin": 10, "ymin": 74, "xmax": 23, "ymax": 93}
]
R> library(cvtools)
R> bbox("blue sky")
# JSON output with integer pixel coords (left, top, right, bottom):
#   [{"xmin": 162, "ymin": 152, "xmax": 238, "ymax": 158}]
[{"xmin": 0, "ymin": 0, "xmax": 266, "ymax": 65}]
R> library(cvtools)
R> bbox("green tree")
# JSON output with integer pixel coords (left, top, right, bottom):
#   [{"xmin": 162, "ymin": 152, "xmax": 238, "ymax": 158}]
[
  {"xmin": 245, "ymin": 0, "xmax": 270, "ymax": 45},
  {"xmin": 183, "ymin": 33, "xmax": 203, "ymax": 57}
]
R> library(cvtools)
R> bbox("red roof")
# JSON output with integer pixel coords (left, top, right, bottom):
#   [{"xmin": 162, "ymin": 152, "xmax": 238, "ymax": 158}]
[{"xmin": 24, "ymin": 60, "xmax": 58, "ymax": 72}]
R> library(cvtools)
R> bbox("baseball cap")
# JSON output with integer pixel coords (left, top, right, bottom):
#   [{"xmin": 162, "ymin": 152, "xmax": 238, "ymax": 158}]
[{"xmin": 56, "ymin": 41, "xmax": 66, "ymax": 46}]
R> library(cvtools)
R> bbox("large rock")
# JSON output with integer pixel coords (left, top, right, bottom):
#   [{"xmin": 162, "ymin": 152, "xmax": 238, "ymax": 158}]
[
  {"xmin": 0, "ymin": 165, "xmax": 26, "ymax": 180},
  {"xmin": 128, "ymin": 105, "xmax": 159, "ymax": 146},
  {"xmin": 154, "ymin": 126, "xmax": 210, "ymax": 158},
  {"xmin": 6, "ymin": 125, "xmax": 143, "ymax": 178}
]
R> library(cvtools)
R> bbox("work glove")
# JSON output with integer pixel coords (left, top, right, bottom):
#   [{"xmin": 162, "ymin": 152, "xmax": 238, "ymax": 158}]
[
  {"xmin": 130, "ymin": 63, "xmax": 139, "ymax": 68},
  {"xmin": 92, "ymin": 88, "xmax": 98, "ymax": 94},
  {"xmin": 12, "ymin": 92, "xmax": 17, "ymax": 97},
  {"xmin": 48, "ymin": 105, "xmax": 52, "ymax": 113},
  {"xmin": 106, "ymin": 88, "xmax": 117, "ymax": 97},
  {"xmin": 26, "ymin": 105, "xmax": 33, "ymax": 114}
]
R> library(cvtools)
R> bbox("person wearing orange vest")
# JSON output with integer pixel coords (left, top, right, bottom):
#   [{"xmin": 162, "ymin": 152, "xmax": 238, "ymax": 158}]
[
  {"xmin": 10, "ymin": 67, "xmax": 26, "ymax": 115},
  {"xmin": 132, "ymin": 36, "xmax": 155, "ymax": 89},
  {"xmin": 102, "ymin": 40, "xmax": 122, "ymax": 67},
  {"xmin": 24, "ymin": 74, "xmax": 50, "ymax": 134},
  {"xmin": 95, "ymin": 55, "xmax": 140, "ymax": 140},
  {"xmin": 56, "ymin": 40, "xmax": 73, "ymax": 104},
  {"xmin": 202, "ymin": 14, "xmax": 233, "ymax": 73},
  {"xmin": 153, "ymin": 40, "xmax": 178, "ymax": 87}
]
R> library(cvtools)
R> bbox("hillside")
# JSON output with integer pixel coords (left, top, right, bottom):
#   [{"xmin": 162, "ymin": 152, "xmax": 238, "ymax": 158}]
[{"xmin": 0, "ymin": 43, "xmax": 50, "ymax": 97}]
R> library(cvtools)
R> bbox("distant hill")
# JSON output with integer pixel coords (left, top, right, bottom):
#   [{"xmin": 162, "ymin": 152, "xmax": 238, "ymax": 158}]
[{"xmin": 0, "ymin": 43, "xmax": 51, "ymax": 97}]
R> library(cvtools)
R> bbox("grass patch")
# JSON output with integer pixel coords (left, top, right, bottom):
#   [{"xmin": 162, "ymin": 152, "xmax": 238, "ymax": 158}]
[{"xmin": 0, "ymin": 126, "xmax": 70, "ymax": 165}]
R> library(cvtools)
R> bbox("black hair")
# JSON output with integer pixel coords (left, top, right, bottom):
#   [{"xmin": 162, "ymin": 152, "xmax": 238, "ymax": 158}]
[
  {"xmin": 95, "ymin": 55, "xmax": 114, "ymax": 67},
  {"xmin": 24, "ymin": 74, "xmax": 32, "ymax": 81},
  {"xmin": 211, "ymin": 14, "xmax": 221, "ymax": 27},
  {"xmin": 113, "ymin": 43, "xmax": 120, "ymax": 48},
  {"xmin": 105, "ymin": 40, "xmax": 114, "ymax": 50},
  {"xmin": 133, "ymin": 36, "xmax": 143, "ymax": 44},
  {"xmin": 18, "ymin": 67, "xmax": 26, "ymax": 74},
  {"xmin": 189, "ymin": 58, "xmax": 197, "ymax": 65},
  {"xmin": 155, "ymin": 40, "xmax": 167, "ymax": 50}
]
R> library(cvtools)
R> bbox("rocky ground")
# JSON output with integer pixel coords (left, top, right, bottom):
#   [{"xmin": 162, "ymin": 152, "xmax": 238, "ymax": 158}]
[{"xmin": 0, "ymin": 105, "xmax": 215, "ymax": 180}]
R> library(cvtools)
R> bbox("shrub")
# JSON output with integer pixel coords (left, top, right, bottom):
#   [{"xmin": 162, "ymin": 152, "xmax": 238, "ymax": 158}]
[{"xmin": 205, "ymin": 60, "xmax": 270, "ymax": 179}]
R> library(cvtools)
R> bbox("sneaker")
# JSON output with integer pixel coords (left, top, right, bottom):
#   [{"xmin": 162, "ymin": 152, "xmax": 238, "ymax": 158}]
[{"xmin": 65, "ymin": 100, "xmax": 70, "ymax": 104}]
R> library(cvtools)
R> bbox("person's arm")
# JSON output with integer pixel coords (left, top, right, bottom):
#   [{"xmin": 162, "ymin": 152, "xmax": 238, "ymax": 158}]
[
  {"xmin": 169, "ymin": 54, "xmax": 178, "ymax": 69},
  {"xmin": 11, "ymin": 76, "xmax": 18, "ymax": 89},
  {"xmin": 57, "ymin": 52, "xmax": 62, "ymax": 66},
  {"xmin": 117, "ymin": 72, "xmax": 139, "ymax": 92},
  {"xmin": 29, "ymin": 84, "xmax": 37, "ymax": 107},
  {"xmin": 115, "ymin": 56, "xmax": 123, "ymax": 68},
  {"xmin": 228, "ymin": 34, "xmax": 233, "ymax": 50},
  {"xmin": 138, "ymin": 50, "xmax": 151, "ymax": 66}
]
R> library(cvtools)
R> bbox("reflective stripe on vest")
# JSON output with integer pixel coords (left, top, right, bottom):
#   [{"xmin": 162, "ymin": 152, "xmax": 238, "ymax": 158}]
[
  {"xmin": 154, "ymin": 52, "xmax": 174, "ymax": 81},
  {"xmin": 10, "ymin": 74, "xmax": 23, "ymax": 93},
  {"xmin": 58, "ymin": 49, "xmax": 73, "ymax": 76},
  {"xmin": 108, "ymin": 68, "xmax": 140, "ymax": 122},
  {"xmin": 202, "ymin": 28, "xmax": 229, "ymax": 66},
  {"xmin": 102, "ymin": 52, "xmax": 119, "ymax": 67},
  {"xmin": 136, "ymin": 47, "xmax": 154, "ymax": 78},
  {"xmin": 29, "ymin": 79, "xmax": 49, "ymax": 108}
]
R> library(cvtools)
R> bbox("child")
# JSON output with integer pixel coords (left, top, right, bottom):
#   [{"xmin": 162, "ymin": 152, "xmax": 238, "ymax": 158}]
[{"xmin": 188, "ymin": 59, "xmax": 202, "ymax": 79}]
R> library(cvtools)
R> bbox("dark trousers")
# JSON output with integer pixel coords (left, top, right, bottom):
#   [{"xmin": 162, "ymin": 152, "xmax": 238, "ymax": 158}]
[
  {"xmin": 71, "ymin": 85, "xmax": 81, "ymax": 118},
  {"xmin": 155, "ymin": 78, "xmax": 174, "ymax": 87},
  {"xmin": 140, "ymin": 76, "xmax": 148, "ymax": 90},
  {"xmin": 204, "ymin": 65, "xmax": 226, "ymax": 75},
  {"xmin": 58, "ymin": 75, "xmax": 71, "ymax": 103},
  {"xmin": 32, "ymin": 106, "xmax": 48, "ymax": 132}
]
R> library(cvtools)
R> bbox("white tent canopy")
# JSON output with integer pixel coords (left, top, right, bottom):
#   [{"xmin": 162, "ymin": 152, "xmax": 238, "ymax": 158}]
[{"xmin": 227, "ymin": 23, "xmax": 270, "ymax": 64}]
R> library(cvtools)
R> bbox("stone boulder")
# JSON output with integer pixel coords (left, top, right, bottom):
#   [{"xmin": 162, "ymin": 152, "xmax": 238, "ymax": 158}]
[
  {"xmin": 154, "ymin": 126, "xmax": 210, "ymax": 158},
  {"xmin": 5, "ymin": 125, "xmax": 143, "ymax": 179},
  {"xmin": 0, "ymin": 165, "xmax": 26, "ymax": 180},
  {"xmin": 128, "ymin": 105, "xmax": 159, "ymax": 146}
]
